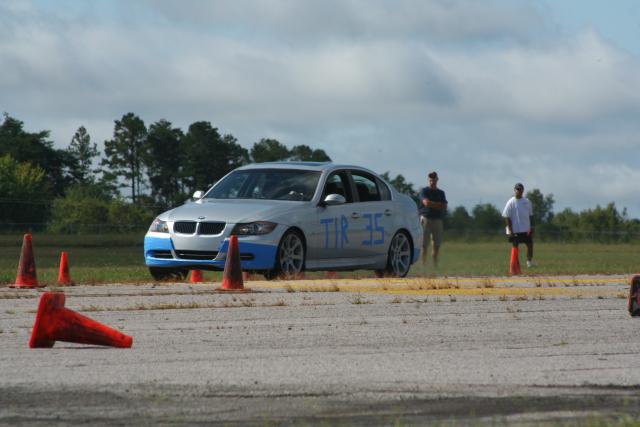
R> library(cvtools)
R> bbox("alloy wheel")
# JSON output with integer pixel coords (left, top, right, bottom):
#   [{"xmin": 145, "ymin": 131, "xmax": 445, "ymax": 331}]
[
  {"xmin": 278, "ymin": 232, "xmax": 305, "ymax": 276},
  {"xmin": 388, "ymin": 232, "xmax": 411, "ymax": 277}
]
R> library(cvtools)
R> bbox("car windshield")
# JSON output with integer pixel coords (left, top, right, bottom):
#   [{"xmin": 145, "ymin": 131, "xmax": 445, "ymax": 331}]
[{"xmin": 204, "ymin": 169, "xmax": 321, "ymax": 201}]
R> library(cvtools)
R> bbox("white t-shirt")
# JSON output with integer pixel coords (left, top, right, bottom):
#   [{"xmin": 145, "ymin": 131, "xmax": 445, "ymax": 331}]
[{"xmin": 502, "ymin": 197, "xmax": 533, "ymax": 234}]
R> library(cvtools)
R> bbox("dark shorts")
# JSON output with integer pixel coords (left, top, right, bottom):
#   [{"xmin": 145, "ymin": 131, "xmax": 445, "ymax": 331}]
[{"xmin": 509, "ymin": 232, "xmax": 532, "ymax": 245}]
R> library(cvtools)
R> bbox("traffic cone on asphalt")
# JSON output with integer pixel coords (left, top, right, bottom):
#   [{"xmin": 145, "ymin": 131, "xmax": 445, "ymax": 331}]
[
  {"xmin": 509, "ymin": 246, "xmax": 521, "ymax": 275},
  {"xmin": 10, "ymin": 234, "xmax": 41, "ymax": 289},
  {"xmin": 189, "ymin": 269, "xmax": 203, "ymax": 283},
  {"xmin": 29, "ymin": 292, "xmax": 132, "ymax": 348},
  {"xmin": 56, "ymin": 251, "xmax": 74, "ymax": 286},
  {"xmin": 221, "ymin": 236, "xmax": 244, "ymax": 291},
  {"xmin": 628, "ymin": 275, "xmax": 640, "ymax": 317}
]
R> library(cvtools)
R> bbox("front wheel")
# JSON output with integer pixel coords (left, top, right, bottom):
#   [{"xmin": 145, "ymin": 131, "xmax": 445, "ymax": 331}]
[
  {"xmin": 384, "ymin": 231, "xmax": 412, "ymax": 278},
  {"xmin": 264, "ymin": 230, "xmax": 306, "ymax": 280}
]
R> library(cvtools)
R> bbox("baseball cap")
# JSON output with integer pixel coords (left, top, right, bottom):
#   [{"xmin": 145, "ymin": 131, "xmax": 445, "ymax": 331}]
[
  {"xmin": 428, "ymin": 171, "xmax": 438, "ymax": 179},
  {"xmin": 514, "ymin": 183, "xmax": 524, "ymax": 190}
]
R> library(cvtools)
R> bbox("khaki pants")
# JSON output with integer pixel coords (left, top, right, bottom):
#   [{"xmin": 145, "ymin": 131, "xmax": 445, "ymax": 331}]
[{"xmin": 420, "ymin": 217, "xmax": 443, "ymax": 259}]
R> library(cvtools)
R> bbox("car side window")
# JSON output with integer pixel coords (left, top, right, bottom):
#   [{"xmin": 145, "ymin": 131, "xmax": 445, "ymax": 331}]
[
  {"xmin": 351, "ymin": 172, "xmax": 381, "ymax": 202},
  {"xmin": 376, "ymin": 178, "xmax": 391, "ymax": 201},
  {"xmin": 323, "ymin": 172, "xmax": 353, "ymax": 203}
]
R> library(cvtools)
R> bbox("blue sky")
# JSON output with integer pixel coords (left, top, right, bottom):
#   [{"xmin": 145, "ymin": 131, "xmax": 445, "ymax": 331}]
[
  {"xmin": 2, "ymin": 0, "xmax": 639, "ymax": 217},
  {"xmin": 543, "ymin": 0, "xmax": 640, "ymax": 55}
]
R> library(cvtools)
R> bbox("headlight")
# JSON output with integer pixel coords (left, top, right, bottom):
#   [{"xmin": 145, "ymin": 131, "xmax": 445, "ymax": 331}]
[
  {"xmin": 231, "ymin": 221, "xmax": 277, "ymax": 235},
  {"xmin": 149, "ymin": 218, "xmax": 169, "ymax": 233}
]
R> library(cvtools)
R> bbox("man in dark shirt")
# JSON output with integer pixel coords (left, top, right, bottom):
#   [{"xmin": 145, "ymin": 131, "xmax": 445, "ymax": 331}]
[{"xmin": 419, "ymin": 171, "xmax": 448, "ymax": 267}]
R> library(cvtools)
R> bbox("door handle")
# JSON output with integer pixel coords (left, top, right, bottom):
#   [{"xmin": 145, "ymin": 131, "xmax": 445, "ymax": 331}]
[
  {"xmin": 351, "ymin": 212, "xmax": 360, "ymax": 219},
  {"xmin": 384, "ymin": 209, "xmax": 392, "ymax": 216}
]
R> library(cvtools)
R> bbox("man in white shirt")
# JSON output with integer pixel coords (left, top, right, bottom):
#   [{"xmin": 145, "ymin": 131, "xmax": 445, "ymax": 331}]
[{"xmin": 502, "ymin": 183, "xmax": 534, "ymax": 267}]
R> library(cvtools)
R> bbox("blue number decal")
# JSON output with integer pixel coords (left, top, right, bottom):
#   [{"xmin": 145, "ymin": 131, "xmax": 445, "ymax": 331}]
[
  {"xmin": 373, "ymin": 213, "xmax": 384, "ymax": 245},
  {"xmin": 340, "ymin": 215, "xmax": 349, "ymax": 248},
  {"xmin": 362, "ymin": 213, "xmax": 373, "ymax": 245},
  {"xmin": 320, "ymin": 218, "xmax": 332, "ymax": 249},
  {"xmin": 321, "ymin": 216, "xmax": 349, "ymax": 249},
  {"xmin": 362, "ymin": 213, "xmax": 384, "ymax": 246}
]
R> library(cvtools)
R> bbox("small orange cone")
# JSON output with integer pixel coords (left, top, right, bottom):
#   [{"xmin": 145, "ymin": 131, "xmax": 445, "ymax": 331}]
[
  {"xmin": 189, "ymin": 269, "xmax": 204, "ymax": 283},
  {"xmin": 11, "ymin": 234, "xmax": 41, "ymax": 289},
  {"xmin": 56, "ymin": 251, "xmax": 74, "ymax": 286},
  {"xmin": 242, "ymin": 271, "xmax": 250, "ymax": 281},
  {"xmin": 326, "ymin": 271, "xmax": 338, "ymax": 279},
  {"xmin": 509, "ymin": 246, "xmax": 521, "ymax": 275},
  {"xmin": 30, "ymin": 292, "xmax": 132, "ymax": 348},
  {"xmin": 628, "ymin": 275, "xmax": 640, "ymax": 316},
  {"xmin": 221, "ymin": 236, "xmax": 244, "ymax": 291}
]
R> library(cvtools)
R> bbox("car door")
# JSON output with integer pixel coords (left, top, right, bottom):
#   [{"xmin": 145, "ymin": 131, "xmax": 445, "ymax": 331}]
[
  {"xmin": 312, "ymin": 170, "xmax": 360, "ymax": 260},
  {"xmin": 348, "ymin": 170, "xmax": 394, "ymax": 259}
]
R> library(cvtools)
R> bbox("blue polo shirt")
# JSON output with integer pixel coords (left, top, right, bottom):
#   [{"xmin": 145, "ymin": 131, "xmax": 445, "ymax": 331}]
[{"xmin": 418, "ymin": 187, "xmax": 447, "ymax": 219}]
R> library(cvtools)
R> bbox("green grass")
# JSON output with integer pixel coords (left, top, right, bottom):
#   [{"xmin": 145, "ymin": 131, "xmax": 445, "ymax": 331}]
[
  {"xmin": 413, "ymin": 241, "xmax": 640, "ymax": 276},
  {"xmin": 0, "ymin": 234, "xmax": 638, "ymax": 285}
]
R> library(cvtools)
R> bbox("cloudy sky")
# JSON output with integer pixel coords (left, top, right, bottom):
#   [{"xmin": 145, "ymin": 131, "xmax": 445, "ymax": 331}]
[{"xmin": 2, "ymin": 0, "xmax": 640, "ymax": 216}]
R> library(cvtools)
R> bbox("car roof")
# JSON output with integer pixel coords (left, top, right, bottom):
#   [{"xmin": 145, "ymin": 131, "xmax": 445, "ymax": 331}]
[{"xmin": 237, "ymin": 162, "xmax": 375, "ymax": 173}]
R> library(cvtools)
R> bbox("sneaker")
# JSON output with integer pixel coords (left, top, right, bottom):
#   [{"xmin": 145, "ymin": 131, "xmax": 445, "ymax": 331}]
[{"xmin": 526, "ymin": 260, "xmax": 534, "ymax": 268}]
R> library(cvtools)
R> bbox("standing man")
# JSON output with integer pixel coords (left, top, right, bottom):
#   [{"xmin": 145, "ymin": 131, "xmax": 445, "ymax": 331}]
[
  {"xmin": 419, "ymin": 171, "xmax": 448, "ymax": 267},
  {"xmin": 502, "ymin": 182, "xmax": 534, "ymax": 267}
]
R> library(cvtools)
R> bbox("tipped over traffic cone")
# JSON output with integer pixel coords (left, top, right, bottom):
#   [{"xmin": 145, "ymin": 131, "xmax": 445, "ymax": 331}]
[
  {"xmin": 509, "ymin": 246, "xmax": 521, "ymax": 275},
  {"xmin": 628, "ymin": 275, "xmax": 640, "ymax": 317},
  {"xmin": 56, "ymin": 251, "xmax": 74, "ymax": 286},
  {"xmin": 11, "ymin": 234, "xmax": 41, "ymax": 289},
  {"xmin": 29, "ymin": 292, "xmax": 132, "ymax": 348},
  {"xmin": 221, "ymin": 236, "xmax": 244, "ymax": 291},
  {"xmin": 189, "ymin": 269, "xmax": 203, "ymax": 283}
]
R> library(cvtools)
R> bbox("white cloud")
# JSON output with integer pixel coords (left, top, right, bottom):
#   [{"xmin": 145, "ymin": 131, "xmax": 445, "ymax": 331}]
[{"xmin": 1, "ymin": 0, "xmax": 640, "ymax": 216}]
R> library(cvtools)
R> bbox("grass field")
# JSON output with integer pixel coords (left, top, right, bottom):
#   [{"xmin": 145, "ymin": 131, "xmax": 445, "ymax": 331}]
[{"xmin": 0, "ymin": 233, "xmax": 638, "ymax": 285}]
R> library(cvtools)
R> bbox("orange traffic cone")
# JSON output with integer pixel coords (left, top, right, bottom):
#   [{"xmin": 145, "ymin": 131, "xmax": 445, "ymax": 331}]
[
  {"xmin": 221, "ymin": 236, "xmax": 245, "ymax": 291},
  {"xmin": 189, "ymin": 269, "xmax": 203, "ymax": 283},
  {"xmin": 56, "ymin": 251, "xmax": 74, "ymax": 286},
  {"xmin": 11, "ymin": 234, "xmax": 41, "ymax": 289},
  {"xmin": 628, "ymin": 275, "xmax": 640, "ymax": 316},
  {"xmin": 29, "ymin": 292, "xmax": 132, "ymax": 348},
  {"xmin": 509, "ymin": 246, "xmax": 521, "ymax": 275},
  {"xmin": 326, "ymin": 271, "xmax": 338, "ymax": 279}
]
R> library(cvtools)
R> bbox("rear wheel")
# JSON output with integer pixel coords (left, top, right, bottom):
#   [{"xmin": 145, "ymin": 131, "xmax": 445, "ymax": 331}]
[
  {"xmin": 149, "ymin": 267, "xmax": 189, "ymax": 281},
  {"xmin": 384, "ymin": 231, "xmax": 412, "ymax": 278},
  {"xmin": 264, "ymin": 230, "xmax": 305, "ymax": 280}
]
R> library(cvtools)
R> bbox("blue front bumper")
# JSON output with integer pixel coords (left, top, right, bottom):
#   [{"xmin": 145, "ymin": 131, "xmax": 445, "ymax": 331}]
[{"xmin": 144, "ymin": 235, "xmax": 277, "ymax": 270}]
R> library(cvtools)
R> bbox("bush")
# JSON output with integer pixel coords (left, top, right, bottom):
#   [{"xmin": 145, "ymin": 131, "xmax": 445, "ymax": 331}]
[{"xmin": 48, "ymin": 185, "xmax": 155, "ymax": 233}]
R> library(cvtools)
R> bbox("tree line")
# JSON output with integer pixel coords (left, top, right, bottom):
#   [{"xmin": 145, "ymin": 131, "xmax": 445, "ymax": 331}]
[
  {"xmin": 381, "ymin": 173, "xmax": 640, "ymax": 242},
  {"xmin": 1, "ymin": 112, "xmax": 639, "ymax": 240},
  {"xmin": 0, "ymin": 112, "xmax": 329, "ymax": 232}
]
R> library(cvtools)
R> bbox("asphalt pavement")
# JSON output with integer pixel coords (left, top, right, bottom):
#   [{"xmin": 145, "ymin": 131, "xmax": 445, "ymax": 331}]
[{"xmin": 1, "ymin": 276, "xmax": 639, "ymax": 425}]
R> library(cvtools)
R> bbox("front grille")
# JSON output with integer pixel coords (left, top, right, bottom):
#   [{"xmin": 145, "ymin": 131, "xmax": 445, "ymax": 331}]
[
  {"xmin": 198, "ymin": 222, "xmax": 225, "ymax": 235},
  {"xmin": 149, "ymin": 250, "xmax": 173, "ymax": 259},
  {"xmin": 174, "ymin": 221, "xmax": 197, "ymax": 234},
  {"xmin": 175, "ymin": 250, "xmax": 219, "ymax": 260}
]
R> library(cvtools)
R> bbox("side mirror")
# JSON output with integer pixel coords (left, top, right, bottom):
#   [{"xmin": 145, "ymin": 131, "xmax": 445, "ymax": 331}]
[
  {"xmin": 192, "ymin": 190, "xmax": 204, "ymax": 200},
  {"xmin": 320, "ymin": 194, "xmax": 346, "ymax": 207}
]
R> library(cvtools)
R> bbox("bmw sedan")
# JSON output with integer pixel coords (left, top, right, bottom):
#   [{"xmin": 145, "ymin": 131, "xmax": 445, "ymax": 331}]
[{"xmin": 144, "ymin": 162, "xmax": 422, "ymax": 280}]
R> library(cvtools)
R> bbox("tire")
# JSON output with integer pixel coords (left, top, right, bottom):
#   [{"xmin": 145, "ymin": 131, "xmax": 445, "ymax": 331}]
[
  {"xmin": 149, "ymin": 267, "xmax": 189, "ymax": 281},
  {"xmin": 263, "ymin": 229, "xmax": 306, "ymax": 280},
  {"xmin": 384, "ymin": 231, "xmax": 412, "ymax": 278}
]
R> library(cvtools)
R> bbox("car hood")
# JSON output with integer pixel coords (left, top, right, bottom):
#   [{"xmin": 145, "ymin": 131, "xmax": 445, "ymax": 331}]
[{"xmin": 164, "ymin": 199, "xmax": 307, "ymax": 224}]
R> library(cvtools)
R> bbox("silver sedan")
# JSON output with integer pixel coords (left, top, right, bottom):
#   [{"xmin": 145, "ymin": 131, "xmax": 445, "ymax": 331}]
[{"xmin": 144, "ymin": 162, "xmax": 422, "ymax": 280}]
